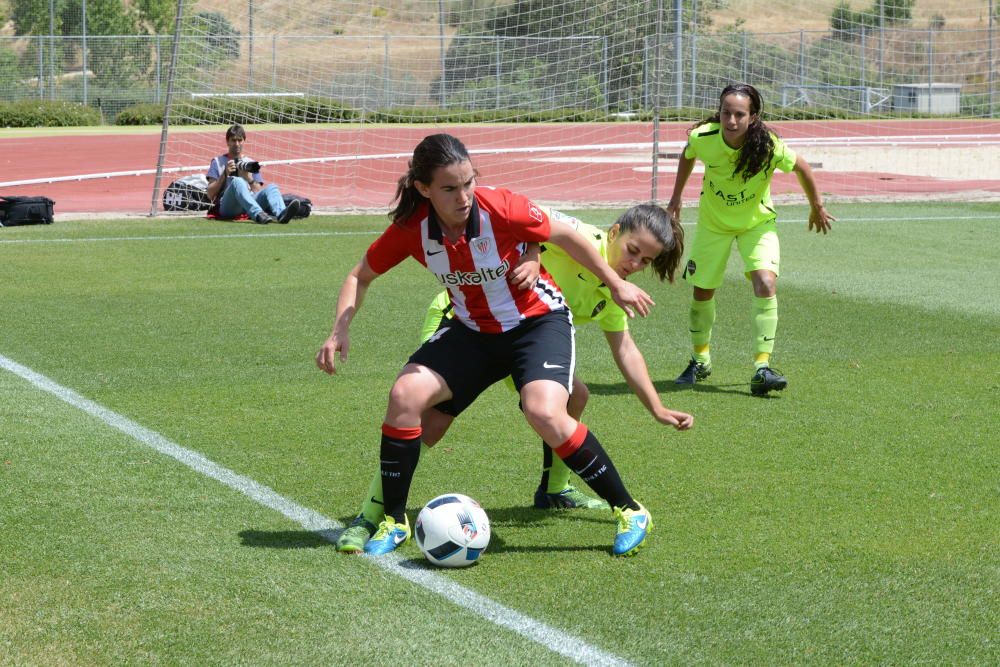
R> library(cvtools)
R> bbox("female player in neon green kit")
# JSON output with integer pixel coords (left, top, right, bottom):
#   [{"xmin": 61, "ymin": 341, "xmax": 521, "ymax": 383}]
[
  {"xmin": 667, "ymin": 83, "xmax": 835, "ymax": 395},
  {"xmin": 336, "ymin": 204, "xmax": 694, "ymax": 553}
]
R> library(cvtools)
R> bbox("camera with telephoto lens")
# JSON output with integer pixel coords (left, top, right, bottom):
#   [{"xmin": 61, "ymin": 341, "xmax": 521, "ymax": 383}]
[{"xmin": 234, "ymin": 158, "xmax": 261, "ymax": 174}]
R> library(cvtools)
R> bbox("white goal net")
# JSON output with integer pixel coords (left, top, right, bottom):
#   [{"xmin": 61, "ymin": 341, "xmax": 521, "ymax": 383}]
[{"xmin": 152, "ymin": 0, "xmax": 1000, "ymax": 214}]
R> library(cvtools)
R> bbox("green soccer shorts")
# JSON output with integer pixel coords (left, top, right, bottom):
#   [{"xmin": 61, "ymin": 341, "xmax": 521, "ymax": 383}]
[{"xmin": 682, "ymin": 219, "xmax": 780, "ymax": 289}]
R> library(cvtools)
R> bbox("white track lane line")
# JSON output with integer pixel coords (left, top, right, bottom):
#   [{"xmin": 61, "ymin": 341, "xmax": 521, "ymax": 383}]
[{"xmin": 0, "ymin": 352, "xmax": 633, "ymax": 667}]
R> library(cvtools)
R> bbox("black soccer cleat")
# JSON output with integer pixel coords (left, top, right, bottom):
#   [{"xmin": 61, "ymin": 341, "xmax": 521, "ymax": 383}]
[
  {"xmin": 674, "ymin": 358, "xmax": 712, "ymax": 385},
  {"xmin": 276, "ymin": 199, "xmax": 301, "ymax": 224},
  {"xmin": 253, "ymin": 211, "xmax": 276, "ymax": 224},
  {"xmin": 750, "ymin": 366, "xmax": 787, "ymax": 396}
]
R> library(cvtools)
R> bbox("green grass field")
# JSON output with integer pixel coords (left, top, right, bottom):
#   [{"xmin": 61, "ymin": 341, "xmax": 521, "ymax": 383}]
[{"xmin": 1, "ymin": 201, "xmax": 997, "ymax": 665}]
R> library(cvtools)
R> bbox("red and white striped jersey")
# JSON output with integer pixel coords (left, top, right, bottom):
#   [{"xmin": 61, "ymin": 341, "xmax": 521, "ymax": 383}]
[{"xmin": 366, "ymin": 186, "xmax": 566, "ymax": 333}]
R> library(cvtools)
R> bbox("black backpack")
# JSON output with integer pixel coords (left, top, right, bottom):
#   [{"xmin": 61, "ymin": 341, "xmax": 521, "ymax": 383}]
[
  {"xmin": 282, "ymin": 193, "xmax": 312, "ymax": 219},
  {"xmin": 0, "ymin": 196, "xmax": 55, "ymax": 226},
  {"xmin": 163, "ymin": 174, "xmax": 211, "ymax": 212}
]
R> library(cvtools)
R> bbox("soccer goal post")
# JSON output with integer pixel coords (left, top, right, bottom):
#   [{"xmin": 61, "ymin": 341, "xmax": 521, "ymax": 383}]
[{"xmin": 151, "ymin": 0, "xmax": 1000, "ymax": 216}]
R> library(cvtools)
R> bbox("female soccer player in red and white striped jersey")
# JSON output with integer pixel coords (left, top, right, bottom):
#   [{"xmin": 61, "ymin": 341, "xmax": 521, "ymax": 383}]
[{"xmin": 316, "ymin": 133, "xmax": 654, "ymax": 557}]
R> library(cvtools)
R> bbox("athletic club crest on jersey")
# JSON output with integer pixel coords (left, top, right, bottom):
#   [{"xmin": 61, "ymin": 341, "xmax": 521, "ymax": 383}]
[
  {"xmin": 528, "ymin": 203, "xmax": 543, "ymax": 222},
  {"xmin": 472, "ymin": 237, "xmax": 492, "ymax": 256}
]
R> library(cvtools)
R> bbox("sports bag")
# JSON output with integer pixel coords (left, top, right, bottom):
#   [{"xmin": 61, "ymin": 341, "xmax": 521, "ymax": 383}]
[
  {"xmin": 282, "ymin": 193, "xmax": 312, "ymax": 219},
  {"xmin": 0, "ymin": 195, "xmax": 55, "ymax": 226},
  {"xmin": 163, "ymin": 174, "xmax": 211, "ymax": 212}
]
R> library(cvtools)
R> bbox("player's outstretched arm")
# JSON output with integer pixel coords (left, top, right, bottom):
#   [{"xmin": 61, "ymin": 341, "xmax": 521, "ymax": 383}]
[
  {"xmin": 792, "ymin": 155, "xmax": 836, "ymax": 234},
  {"xmin": 666, "ymin": 150, "xmax": 696, "ymax": 225},
  {"xmin": 316, "ymin": 256, "xmax": 380, "ymax": 375},
  {"xmin": 605, "ymin": 330, "xmax": 693, "ymax": 431},
  {"xmin": 547, "ymin": 218, "xmax": 654, "ymax": 318}
]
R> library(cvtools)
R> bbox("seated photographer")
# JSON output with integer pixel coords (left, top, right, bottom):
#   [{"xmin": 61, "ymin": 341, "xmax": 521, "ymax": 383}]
[{"xmin": 206, "ymin": 123, "xmax": 300, "ymax": 224}]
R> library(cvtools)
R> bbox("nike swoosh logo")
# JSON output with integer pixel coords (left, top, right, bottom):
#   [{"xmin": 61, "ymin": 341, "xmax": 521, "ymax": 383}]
[
  {"xmin": 427, "ymin": 249, "xmax": 444, "ymax": 256},
  {"xmin": 635, "ymin": 516, "xmax": 649, "ymax": 530},
  {"xmin": 392, "ymin": 532, "xmax": 407, "ymax": 545},
  {"xmin": 689, "ymin": 329, "xmax": 701, "ymax": 333},
  {"xmin": 763, "ymin": 336, "xmax": 775, "ymax": 341},
  {"xmin": 542, "ymin": 361, "xmax": 564, "ymax": 369},
  {"xmin": 577, "ymin": 273, "xmax": 586, "ymax": 280}
]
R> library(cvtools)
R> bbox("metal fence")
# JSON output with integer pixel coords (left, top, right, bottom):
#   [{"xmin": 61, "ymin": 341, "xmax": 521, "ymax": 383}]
[{"xmin": 0, "ymin": 27, "xmax": 996, "ymax": 119}]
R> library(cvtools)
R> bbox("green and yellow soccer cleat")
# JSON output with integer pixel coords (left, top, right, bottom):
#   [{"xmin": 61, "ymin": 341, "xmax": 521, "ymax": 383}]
[
  {"xmin": 534, "ymin": 484, "xmax": 610, "ymax": 510},
  {"xmin": 336, "ymin": 514, "xmax": 377, "ymax": 554}
]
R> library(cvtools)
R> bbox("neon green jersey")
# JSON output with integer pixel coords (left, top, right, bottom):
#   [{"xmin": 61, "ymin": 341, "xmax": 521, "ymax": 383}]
[
  {"xmin": 685, "ymin": 122, "xmax": 797, "ymax": 233},
  {"xmin": 540, "ymin": 216, "xmax": 628, "ymax": 333}
]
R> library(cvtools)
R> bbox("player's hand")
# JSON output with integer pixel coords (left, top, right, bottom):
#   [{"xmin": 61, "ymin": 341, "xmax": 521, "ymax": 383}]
[
  {"xmin": 654, "ymin": 407, "xmax": 694, "ymax": 430},
  {"xmin": 666, "ymin": 200, "xmax": 682, "ymax": 225},
  {"xmin": 226, "ymin": 160, "xmax": 237, "ymax": 176},
  {"xmin": 610, "ymin": 280, "xmax": 654, "ymax": 318},
  {"xmin": 809, "ymin": 205, "xmax": 835, "ymax": 234},
  {"xmin": 509, "ymin": 253, "xmax": 540, "ymax": 290},
  {"xmin": 315, "ymin": 333, "xmax": 348, "ymax": 375}
]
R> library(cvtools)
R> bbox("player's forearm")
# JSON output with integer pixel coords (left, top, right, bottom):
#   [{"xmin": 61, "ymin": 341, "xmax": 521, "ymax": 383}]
[
  {"xmin": 548, "ymin": 220, "xmax": 623, "ymax": 290},
  {"xmin": 332, "ymin": 260, "xmax": 374, "ymax": 336},
  {"xmin": 608, "ymin": 333, "xmax": 663, "ymax": 418},
  {"xmin": 668, "ymin": 154, "xmax": 696, "ymax": 207},
  {"xmin": 793, "ymin": 156, "xmax": 824, "ymax": 209}
]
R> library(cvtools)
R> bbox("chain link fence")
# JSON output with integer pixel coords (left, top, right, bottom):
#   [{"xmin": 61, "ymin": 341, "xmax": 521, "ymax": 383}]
[{"xmin": 1, "ymin": 26, "xmax": 996, "ymax": 120}]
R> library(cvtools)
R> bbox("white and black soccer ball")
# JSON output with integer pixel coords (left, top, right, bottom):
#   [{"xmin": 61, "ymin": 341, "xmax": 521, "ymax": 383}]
[{"xmin": 415, "ymin": 493, "xmax": 491, "ymax": 568}]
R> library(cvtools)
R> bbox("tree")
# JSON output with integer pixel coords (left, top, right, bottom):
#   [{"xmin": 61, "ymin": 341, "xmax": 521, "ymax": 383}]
[
  {"xmin": 439, "ymin": 0, "xmax": 721, "ymax": 112},
  {"xmin": 10, "ymin": 0, "xmax": 174, "ymax": 37}
]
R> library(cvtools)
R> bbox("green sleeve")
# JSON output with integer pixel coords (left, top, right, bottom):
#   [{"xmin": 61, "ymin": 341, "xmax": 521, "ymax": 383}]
[
  {"xmin": 419, "ymin": 290, "xmax": 452, "ymax": 344},
  {"xmin": 773, "ymin": 136, "xmax": 797, "ymax": 173}
]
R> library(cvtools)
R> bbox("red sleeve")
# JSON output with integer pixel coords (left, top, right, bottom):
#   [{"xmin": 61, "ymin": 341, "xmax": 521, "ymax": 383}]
[
  {"xmin": 485, "ymin": 188, "xmax": 551, "ymax": 242},
  {"xmin": 366, "ymin": 222, "xmax": 422, "ymax": 275}
]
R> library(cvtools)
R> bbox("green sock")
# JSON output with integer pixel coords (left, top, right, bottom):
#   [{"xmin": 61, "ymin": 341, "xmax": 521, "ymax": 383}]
[
  {"xmin": 752, "ymin": 295, "xmax": 778, "ymax": 368},
  {"xmin": 690, "ymin": 297, "xmax": 716, "ymax": 365},
  {"xmin": 547, "ymin": 452, "xmax": 573, "ymax": 493},
  {"xmin": 360, "ymin": 443, "xmax": 425, "ymax": 524}
]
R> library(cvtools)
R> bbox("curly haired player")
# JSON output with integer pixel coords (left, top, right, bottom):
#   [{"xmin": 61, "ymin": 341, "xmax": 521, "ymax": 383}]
[{"xmin": 667, "ymin": 83, "xmax": 835, "ymax": 396}]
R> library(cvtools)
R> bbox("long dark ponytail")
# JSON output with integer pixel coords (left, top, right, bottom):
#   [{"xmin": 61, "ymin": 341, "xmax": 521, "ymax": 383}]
[
  {"xmin": 693, "ymin": 83, "xmax": 775, "ymax": 182},
  {"xmin": 614, "ymin": 203, "xmax": 685, "ymax": 283},
  {"xmin": 389, "ymin": 133, "xmax": 473, "ymax": 224}
]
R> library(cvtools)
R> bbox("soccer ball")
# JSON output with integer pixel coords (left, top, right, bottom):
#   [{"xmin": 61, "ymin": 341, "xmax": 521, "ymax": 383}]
[{"xmin": 415, "ymin": 493, "xmax": 491, "ymax": 568}]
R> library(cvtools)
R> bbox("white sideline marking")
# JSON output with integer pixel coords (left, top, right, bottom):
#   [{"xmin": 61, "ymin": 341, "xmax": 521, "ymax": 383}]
[
  {"xmin": 0, "ymin": 214, "xmax": 987, "ymax": 247},
  {"xmin": 0, "ymin": 230, "xmax": 380, "ymax": 245},
  {"xmin": 0, "ymin": 352, "xmax": 633, "ymax": 667}
]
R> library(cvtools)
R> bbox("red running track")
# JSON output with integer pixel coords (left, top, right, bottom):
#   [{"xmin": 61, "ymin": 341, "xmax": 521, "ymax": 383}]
[{"xmin": 1, "ymin": 120, "xmax": 998, "ymax": 215}]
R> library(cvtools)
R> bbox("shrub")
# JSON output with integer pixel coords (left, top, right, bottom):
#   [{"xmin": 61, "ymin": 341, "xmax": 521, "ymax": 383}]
[
  {"xmin": 0, "ymin": 100, "xmax": 102, "ymax": 127},
  {"xmin": 116, "ymin": 103, "xmax": 164, "ymax": 125}
]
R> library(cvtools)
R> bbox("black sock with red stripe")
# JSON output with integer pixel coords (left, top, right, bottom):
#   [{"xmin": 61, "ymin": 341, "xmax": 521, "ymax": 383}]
[
  {"xmin": 380, "ymin": 424, "xmax": 422, "ymax": 523},
  {"xmin": 554, "ymin": 423, "xmax": 638, "ymax": 510}
]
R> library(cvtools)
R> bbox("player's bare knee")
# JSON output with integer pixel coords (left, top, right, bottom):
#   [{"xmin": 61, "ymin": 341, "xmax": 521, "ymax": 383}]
[
  {"xmin": 752, "ymin": 273, "xmax": 777, "ymax": 297},
  {"xmin": 520, "ymin": 400, "xmax": 562, "ymax": 434},
  {"xmin": 387, "ymin": 375, "xmax": 435, "ymax": 418}
]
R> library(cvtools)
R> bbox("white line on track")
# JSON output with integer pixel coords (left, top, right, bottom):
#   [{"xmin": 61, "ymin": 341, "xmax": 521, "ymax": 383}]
[
  {"xmin": 0, "ymin": 352, "xmax": 632, "ymax": 667},
  {"xmin": 4, "ymin": 134, "xmax": 999, "ymax": 187}
]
